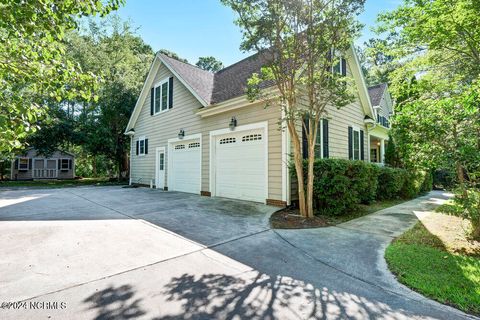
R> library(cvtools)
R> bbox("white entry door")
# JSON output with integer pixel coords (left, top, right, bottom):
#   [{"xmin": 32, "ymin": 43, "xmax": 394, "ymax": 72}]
[
  {"xmin": 169, "ymin": 138, "xmax": 201, "ymax": 194},
  {"xmin": 156, "ymin": 147, "xmax": 165, "ymax": 189},
  {"xmin": 213, "ymin": 128, "xmax": 266, "ymax": 202}
]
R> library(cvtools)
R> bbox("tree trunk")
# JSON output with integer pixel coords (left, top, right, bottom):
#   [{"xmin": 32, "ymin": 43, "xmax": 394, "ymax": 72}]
[
  {"xmin": 306, "ymin": 119, "xmax": 317, "ymax": 218},
  {"xmin": 92, "ymin": 156, "xmax": 97, "ymax": 178},
  {"xmin": 287, "ymin": 120, "xmax": 306, "ymax": 216}
]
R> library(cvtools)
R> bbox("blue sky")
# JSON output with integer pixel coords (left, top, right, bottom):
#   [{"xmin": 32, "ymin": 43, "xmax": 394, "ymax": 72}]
[{"xmin": 116, "ymin": 0, "xmax": 401, "ymax": 66}]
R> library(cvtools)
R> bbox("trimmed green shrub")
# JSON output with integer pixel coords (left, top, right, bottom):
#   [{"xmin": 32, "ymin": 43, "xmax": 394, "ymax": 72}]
[
  {"xmin": 400, "ymin": 170, "xmax": 434, "ymax": 199},
  {"xmin": 291, "ymin": 159, "xmax": 428, "ymax": 216},
  {"xmin": 293, "ymin": 159, "xmax": 379, "ymax": 215},
  {"xmin": 377, "ymin": 167, "xmax": 406, "ymax": 200},
  {"xmin": 349, "ymin": 161, "xmax": 380, "ymax": 204}
]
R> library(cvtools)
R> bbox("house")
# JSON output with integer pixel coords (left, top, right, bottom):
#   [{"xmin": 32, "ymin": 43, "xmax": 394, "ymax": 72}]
[
  {"xmin": 125, "ymin": 47, "xmax": 389, "ymax": 206},
  {"xmin": 11, "ymin": 149, "xmax": 75, "ymax": 180},
  {"xmin": 367, "ymin": 83, "xmax": 393, "ymax": 164}
]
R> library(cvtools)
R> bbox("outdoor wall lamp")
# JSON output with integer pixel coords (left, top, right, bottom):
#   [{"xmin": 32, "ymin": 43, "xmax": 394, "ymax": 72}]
[
  {"xmin": 178, "ymin": 129, "xmax": 185, "ymax": 139},
  {"xmin": 229, "ymin": 117, "xmax": 237, "ymax": 130}
]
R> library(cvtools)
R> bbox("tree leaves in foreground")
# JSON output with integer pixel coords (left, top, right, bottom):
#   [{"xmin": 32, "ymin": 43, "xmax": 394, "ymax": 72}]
[
  {"xmin": 222, "ymin": 0, "xmax": 365, "ymax": 217},
  {"xmin": 28, "ymin": 16, "xmax": 154, "ymax": 178},
  {"xmin": 196, "ymin": 56, "xmax": 224, "ymax": 72},
  {"xmin": 377, "ymin": 0, "xmax": 480, "ymax": 237},
  {"xmin": 0, "ymin": 0, "xmax": 123, "ymax": 154}
]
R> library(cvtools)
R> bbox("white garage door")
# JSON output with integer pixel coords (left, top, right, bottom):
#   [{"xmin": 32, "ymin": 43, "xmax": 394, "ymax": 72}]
[
  {"xmin": 214, "ymin": 129, "xmax": 266, "ymax": 202},
  {"xmin": 169, "ymin": 139, "xmax": 201, "ymax": 194}
]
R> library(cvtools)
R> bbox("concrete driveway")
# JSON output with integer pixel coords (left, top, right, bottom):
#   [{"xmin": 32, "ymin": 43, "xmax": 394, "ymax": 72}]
[{"xmin": 0, "ymin": 187, "xmax": 476, "ymax": 319}]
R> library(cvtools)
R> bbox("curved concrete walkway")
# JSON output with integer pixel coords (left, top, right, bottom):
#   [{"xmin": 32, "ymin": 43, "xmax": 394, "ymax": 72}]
[{"xmin": 0, "ymin": 187, "xmax": 477, "ymax": 319}]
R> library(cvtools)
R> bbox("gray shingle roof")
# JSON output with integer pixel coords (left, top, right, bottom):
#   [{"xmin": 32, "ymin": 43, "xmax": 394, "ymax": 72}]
[
  {"xmin": 159, "ymin": 51, "xmax": 273, "ymax": 105},
  {"xmin": 367, "ymin": 83, "xmax": 387, "ymax": 106},
  {"xmin": 159, "ymin": 53, "xmax": 215, "ymax": 104}
]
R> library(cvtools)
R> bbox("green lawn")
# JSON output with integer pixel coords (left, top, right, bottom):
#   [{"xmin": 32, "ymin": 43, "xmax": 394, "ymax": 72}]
[
  {"xmin": 386, "ymin": 223, "xmax": 480, "ymax": 315},
  {"xmin": 0, "ymin": 178, "xmax": 127, "ymax": 189}
]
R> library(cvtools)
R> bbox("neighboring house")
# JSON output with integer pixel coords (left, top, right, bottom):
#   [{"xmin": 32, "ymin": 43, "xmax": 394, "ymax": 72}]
[
  {"xmin": 125, "ymin": 47, "xmax": 388, "ymax": 206},
  {"xmin": 11, "ymin": 149, "xmax": 75, "ymax": 180},
  {"xmin": 367, "ymin": 83, "xmax": 394, "ymax": 164}
]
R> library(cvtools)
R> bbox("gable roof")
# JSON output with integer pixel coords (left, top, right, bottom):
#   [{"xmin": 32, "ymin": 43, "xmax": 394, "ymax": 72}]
[
  {"xmin": 367, "ymin": 83, "xmax": 388, "ymax": 106},
  {"xmin": 159, "ymin": 54, "xmax": 215, "ymax": 104},
  {"xmin": 126, "ymin": 46, "xmax": 375, "ymax": 132},
  {"xmin": 161, "ymin": 52, "xmax": 273, "ymax": 105},
  {"xmin": 211, "ymin": 52, "xmax": 274, "ymax": 104}
]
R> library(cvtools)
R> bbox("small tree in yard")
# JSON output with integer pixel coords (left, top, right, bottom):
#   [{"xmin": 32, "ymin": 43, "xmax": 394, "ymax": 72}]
[{"xmin": 221, "ymin": 0, "xmax": 364, "ymax": 217}]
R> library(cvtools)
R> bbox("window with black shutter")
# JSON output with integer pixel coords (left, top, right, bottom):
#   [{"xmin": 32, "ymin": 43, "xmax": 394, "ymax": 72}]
[
  {"xmin": 152, "ymin": 78, "xmax": 172, "ymax": 115},
  {"xmin": 138, "ymin": 137, "xmax": 147, "ymax": 156},
  {"xmin": 168, "ymin": 77, "xmax": 173, "ymax": 109},
  {"xmin": 360, "ymin": 130, "xmax": 365, "ymax": 161},
  {"xmin": 323, "ymin": 119, "xmax": 329, "ymax": 158},
  {"xmin": 348, "ymin": 126, "xmax": 353, "ymax": 160}
]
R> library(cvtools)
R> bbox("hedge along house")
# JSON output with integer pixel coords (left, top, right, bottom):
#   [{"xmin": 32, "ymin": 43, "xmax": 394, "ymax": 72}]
[
  {"xmin": 125, "ymin": 46, "xmax": 387, "ymax": 206},
  {"xmin": 367, "ymin": 83, "xmax": 394, "ymax": 164},
  {"xmin": 11, "ymin": 149, "xmax": 75, "ymax": 180}
]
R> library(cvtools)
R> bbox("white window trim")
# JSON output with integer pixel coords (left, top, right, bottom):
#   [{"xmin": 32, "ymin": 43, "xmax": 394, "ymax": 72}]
[
  {"xmin": 60, "ymin": 158, "xmax": 70, "ymax": 170},
  {"xmin": 352, "ymin": 125, "xmax": 361, "ymax": 160},
  {"xmin": 330, "ymin": 49, "xmax": 346, "ymax": 75},
  {"xmin": 315, "ymin": 119, "xmax": 326, "ymax": 159},
  {"xmin": 138, "ymin": 136, "xmax": 146, "ymax": 156},
  {"xmin": 153, "ymin": 77, "xmax": 170, "ymax": 115},
  {"xmin": 18, "ymin": 157, "xmax": 29, "ymax": 170}
]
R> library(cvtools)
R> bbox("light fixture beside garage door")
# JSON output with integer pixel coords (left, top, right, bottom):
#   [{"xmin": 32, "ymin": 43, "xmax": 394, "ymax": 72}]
[
  {"xmin": 229, "ymin": 117, "xmax": 237, "ymax": 130},
  {"xmin": 178, "ymin": 129, "xmax": 185, "ymax": 139}
]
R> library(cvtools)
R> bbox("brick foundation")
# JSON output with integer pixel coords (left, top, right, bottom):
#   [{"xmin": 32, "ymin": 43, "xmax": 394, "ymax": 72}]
[{"xmin": 266, "ymin": 199, "xmax": 287, "ymax": 207}]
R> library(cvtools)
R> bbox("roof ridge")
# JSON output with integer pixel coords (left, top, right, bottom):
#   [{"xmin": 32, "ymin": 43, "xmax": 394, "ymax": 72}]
[
  {"xmin": 215, "ymin": 51, "xmax": 261, "ymax": 74},
  {"xmin": 158, "ymin": 53, "xmax": 214, "ymax": 74}
]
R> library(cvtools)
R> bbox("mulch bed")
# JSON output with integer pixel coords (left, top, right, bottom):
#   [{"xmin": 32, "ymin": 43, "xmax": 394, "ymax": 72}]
[{"xmin": 270, "ymin": 208, "xmax": 329, "ymax": 229}]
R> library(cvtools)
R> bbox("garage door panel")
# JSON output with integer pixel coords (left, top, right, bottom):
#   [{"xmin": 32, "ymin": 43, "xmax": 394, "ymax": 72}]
[
  {"xmin": 170, "ymin": 139, "xmax": 201, "ymax": 194},
  {"xmin": 214, "ymin": 129, "xmax": 266, "ymax": 203}
]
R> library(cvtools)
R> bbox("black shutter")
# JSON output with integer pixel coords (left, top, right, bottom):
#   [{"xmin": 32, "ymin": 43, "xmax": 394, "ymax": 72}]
[
  {"xmin": 150, "ymin": 87, "xmax": 154, "ymax": 115},
  {"xmin": 28, "ymin": 158, "xmax": 32, "ymax": 170},
  {"xmin": 168, "ymin": 77, "xmax": 173, "ymax": 109},
  {"xmin": 68, "ymin": 159, "xmax": 72, "ymax": 170},
  {"xmin": 136, "ymin": 140, "xmax": 139, "ymax": 155},
  {"xmin": 360, "ymin": 130, "xmax": 365, "ymax": 161},
  {"xmin": 322, "ymin": 119, "xmax": 329, "ymax": 158},
  {"xmin": 348, "ymin": 126, "xmax": 353, "ymax": 160},
  {"xmin": 341, "ymin": 58, "xmax": 347, "ymax": 76},
  {"xmin": 302, "ymin": 116, "xmax": 309, "ymax": 159},
  {"xmin": 58, "ymin": 160, "xmax": 61, "ymax": 170},
  {"xmin": 145, "ymin": 139, "xmax": 148, "ymax": 155},
  {"xmin": 326, "ymin": 49, "xmax": 332, "ymax": 71},
  {"xmin": 14, "ymin": 159, "xmax": 19, "ymax": 170}
]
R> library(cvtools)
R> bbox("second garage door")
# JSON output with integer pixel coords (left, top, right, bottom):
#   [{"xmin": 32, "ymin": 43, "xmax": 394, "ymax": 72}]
[
  {"xmin": 214, "ymin": 129, "xmax": 266, "ymax": 203},
  {"xmin": 169, "ymin": 139, "xmax": 201, "ymax": 194}
]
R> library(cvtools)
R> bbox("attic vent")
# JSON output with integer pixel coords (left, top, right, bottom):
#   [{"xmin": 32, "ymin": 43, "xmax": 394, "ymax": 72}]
[
  {"xmin": 174, "ymin": 144, "xmax": 185, "ymax": 150},
  {"xmin": 188, "ymin": 142, "xmax": 200, "ymax": 148},
  {"xmin": 219, "ymin": 137, "xmax": 236, "ymax": 145},
  {"xmin": 242, "ymin": 134, "xmax": 262, "ymax": 142}
]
